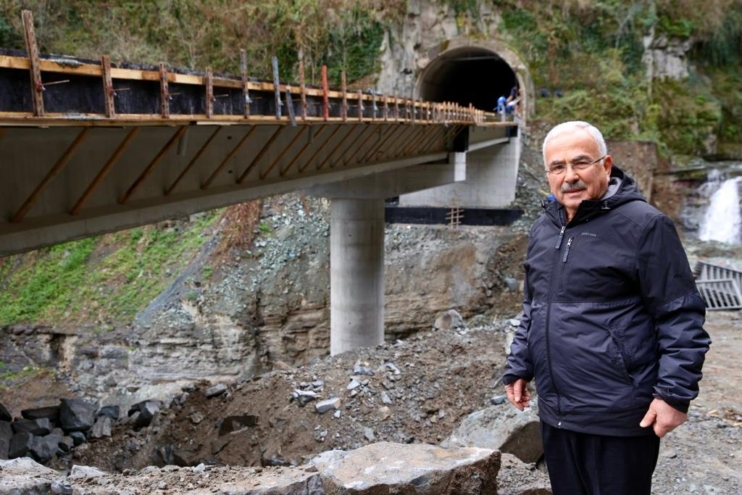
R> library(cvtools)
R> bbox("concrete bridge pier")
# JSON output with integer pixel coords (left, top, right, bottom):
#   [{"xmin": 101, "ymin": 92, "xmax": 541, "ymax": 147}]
[
  {"xmin": 305, "ymin": 153, "xmax": 466, "ymax": 355},
  {"xmin": 330, "ymin": 198, "xmax": 385, "ymax": 355}
]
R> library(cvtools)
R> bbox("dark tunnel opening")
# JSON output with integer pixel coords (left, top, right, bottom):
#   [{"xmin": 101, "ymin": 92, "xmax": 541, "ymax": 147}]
[{"xmin": 419, "ymin": 47, "xmax": 517, "ymax": 112}]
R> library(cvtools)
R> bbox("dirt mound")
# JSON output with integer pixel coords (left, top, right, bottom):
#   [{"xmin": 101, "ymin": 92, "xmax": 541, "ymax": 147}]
[{"xmin": 68, "ymin": 322, "xmax": 513, "ymax": 473}]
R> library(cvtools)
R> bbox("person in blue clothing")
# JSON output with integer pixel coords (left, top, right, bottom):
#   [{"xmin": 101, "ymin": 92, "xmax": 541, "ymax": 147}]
[{"xmin": 503, "ymin": 121, "xmax": 710, "ymax": 495}]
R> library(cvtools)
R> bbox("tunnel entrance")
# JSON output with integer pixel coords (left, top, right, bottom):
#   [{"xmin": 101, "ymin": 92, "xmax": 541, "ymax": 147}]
[{"xmin": 418, "ymin": 46, "xmax": 518, "ymax": 112}]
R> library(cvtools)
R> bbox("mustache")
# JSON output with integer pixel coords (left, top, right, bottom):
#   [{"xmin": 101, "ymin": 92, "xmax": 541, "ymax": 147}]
[{"xmin": 561, "ymin": 181, "xmax": 587, "ymax": 193}]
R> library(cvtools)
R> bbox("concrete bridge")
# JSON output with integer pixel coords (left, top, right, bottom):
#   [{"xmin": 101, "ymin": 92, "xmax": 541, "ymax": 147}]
[{"xmin": 0, "ymin": 12, "xmax": 526, "ymax": 355}]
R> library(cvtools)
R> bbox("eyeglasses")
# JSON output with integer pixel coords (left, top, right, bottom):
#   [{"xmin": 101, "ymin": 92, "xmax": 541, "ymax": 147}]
[{"xmin": 547, "ymin": 155, "xmax": 606, "ymax": 176}]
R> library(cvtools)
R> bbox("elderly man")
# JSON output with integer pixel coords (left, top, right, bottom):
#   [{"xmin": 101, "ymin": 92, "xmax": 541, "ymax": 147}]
[{"xmin": 503, "ymin": 121, "xmax": 710, "ymax": 495}]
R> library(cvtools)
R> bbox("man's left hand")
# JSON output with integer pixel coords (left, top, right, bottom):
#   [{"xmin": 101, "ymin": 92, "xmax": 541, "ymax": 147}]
[{"xmin": 639, "ymin": 398, "xmax": 688, "ymax": 437}]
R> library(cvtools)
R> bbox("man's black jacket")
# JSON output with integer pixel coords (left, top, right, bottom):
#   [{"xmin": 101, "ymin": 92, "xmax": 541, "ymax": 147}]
[{"xmin": 504, "ymin": 166, "xmax": 711, "ymax": 436}]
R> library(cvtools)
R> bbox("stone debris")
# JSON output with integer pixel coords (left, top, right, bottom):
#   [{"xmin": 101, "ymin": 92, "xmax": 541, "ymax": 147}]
[
  {"xmin": 0, "ymin": 420, "xmax": 11, "ymax": 459},
  {"xmin": 380, "ymin": 391, "xmax": 393, "ymax": 405},
  {"xmin": 433, "ymin": 309, "xmax": 468, "ymax": 333},
  {"xmin": 293, "ymin": 389, "xmax": 319, "ymax": 406},
  {"xmin": 204, "ymin": 383, "xmax": 228, "ymax": 398},
  {"xmin": 11, "ymin": 417, "xmax": 51, "ymax": 436},
  {"xmin": 218, "ymin": 415, "xmax": 259, "ymax": 435},
  {"xmin": 59, "ymin": 398, "xmax": 97, "ymax": 432},
  {"xmin": 312, "ymin": 441, "xmax": 500, "ymax": 494},
  {"xmin": 346, "ymin": 379, "xmax": 361, "ymax": 391},
  {"xmin": 316, "ymin": 398, "xmax": 341, "ymax": 414},
  {"xmin": 91, "ymin": 416, "xmax": 113, "ymax": 438},
  {"xmin": 491, "ymin": 394, "xmax": 508, "ymax": 405},
  {"xmin": 363, "ymin": 427, "xmax": 376, "ymax": 441},
  {"xmin": 353, "ymin": 361, "xmax": 375, "ymax": 376},
  {"xmin": 96, "ymin": 405, "xmax": 120, "ymax": 421},
  {"xmin": 21, "ymin": 405, "xmax": 61, "ymax": 422},
  {"xmin": 442, "ymin": 401, "xmax": 542, "ymax": 464},
  {"xmin": 0, "ymin": 402, "xmax": 11, "ymax": 422}
]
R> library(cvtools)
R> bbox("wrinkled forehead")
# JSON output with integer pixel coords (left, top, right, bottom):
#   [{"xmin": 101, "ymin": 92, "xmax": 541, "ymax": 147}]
[{"xmin": 544, "ymin": 128, "xmax": 601, "ymax": 165}]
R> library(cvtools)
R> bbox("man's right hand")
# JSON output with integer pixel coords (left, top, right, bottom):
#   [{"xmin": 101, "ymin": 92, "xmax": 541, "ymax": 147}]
[{"xmin": 505, "ymin": 378, "xmax": 531, "ymax": 411}]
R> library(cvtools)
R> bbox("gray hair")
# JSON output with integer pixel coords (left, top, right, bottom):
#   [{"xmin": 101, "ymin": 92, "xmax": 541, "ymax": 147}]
[{"xmin": 542, "ymin": 121, "xmax": 608, "ymax": 169}]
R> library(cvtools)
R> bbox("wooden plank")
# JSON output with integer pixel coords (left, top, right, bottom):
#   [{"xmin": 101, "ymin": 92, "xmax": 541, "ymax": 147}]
[
  {"xmin": 341, "ymin": 71, "xmax": 348, "ymax": 122},
  {"xmin": 299, "ymin": 60, "xmax": 307, "ymax": 121},
  {"xmin": 260, "ymin": 126, "xmax": 307, "ymax": 180},
  {"xmin": 160, "ymin": 64, "xmax": 170, "ymax": 119},
  {"xmin": 357, "ymin": 91, "xmax": 364, "ymax": 122},
  {"xmin": 237, "ymin": 125, "xmax": 287, "ymax": 184},
  {"xmin": 272, "ymin": 57, "xmax": 282, "ymax": 120},
  {"xmin": 201, "ymin": 126, "xmax": 259, "ymax": 189},
  {"xmin": 71, "ymin": 127, "xmax": 139, "ymax": 214},
  {"xmin": 285, "ymin": 87, "xmax": 297, "ymax": 126},
  {"xmin": 379, "ymin": 124, "xmax": 415, "ymax": 159},
  {"xmin": 165, "ymin": 126, "xmax": 222, "ymax": 195},
  {"xmin": 240, "ymin": 49, "xmax": 251, "ymax": 119},
  {"xmin": 101, "ymin": 55, "xmax": 116, "ymax": 118},
  {"xmin": 280, "ymin": 125, "xmax": 325, "ymax": 176},
  {"xmin": 298, "ymin": 125, "xmax": 342, "ymax": 173},
  {"xmin": 322, "ymin": 65, "xmax": 329, "ymax": 121},
  {"xmin": 119, "ymin": 126, "xmax": 188, "ymax": 204},
  {"xmin": 22, "ymin": 11, "xmax": 44, "ymax": 117},
  {"xmin": 12, "ymin": 128, "xmax": 90, "ymax": 222},
  {"xmin": 205, "ymin": 68, "xmax": 214, "ymax": 119}
]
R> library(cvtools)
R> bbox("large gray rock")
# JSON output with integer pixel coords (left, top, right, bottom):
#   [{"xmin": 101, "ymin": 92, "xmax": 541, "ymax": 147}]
[
  {"xmin": 21, "ymin": 405, "xmax": 60, "ymax": 423},
  {"xmin": 0, "ymin": 457, "xmax": 63, "ymax": 495},
  {"xmin": 30, "ymin": 433, "xmax": 63, "ymax": 464},
  {"xmin": 59, "ymin": 399, "xmax": 97, "ymax": 432},
  {"xmin": 312, "ymin": 442, "xmax": 500, "ymax": 494},
  {"xmin": 133, "ymin": 401, "xmax": 159, "ymax": 428},
  {"xmin": 0, "ymin": 421, "xmax": 11, "ymax": 459},
  {"xmin": 210, "ymin": 466, "xmax": 323, "ymax": 494},
  {"xmin": 12, "ymin": 418, "xmax": 52, "ymax": 436},
  {"xmin": 441, "ymin": 402, "xmax": 542, "ymax": 464},
  {"xmin": 91, "ymin": 416, "xmax": 112, "ymax": 438},
  {"xmin": 497, "ymin": 453, "xmax": 552, "ymax": 495},
  {"xmin": 9, "ymin": 431, "xmax": 34, "ymax": 459},
  {"xmin": 96, "ymin": 405, "xmax": 120, "ymax": 421},
  {"xmin": 0, "ymin": 402, "xmax": 11, "ymax": 422}
]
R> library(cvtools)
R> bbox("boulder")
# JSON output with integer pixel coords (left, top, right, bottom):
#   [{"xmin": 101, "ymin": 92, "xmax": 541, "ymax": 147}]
[
  {"xmin": 433, "ymin": 309, "xmax": 467, "ymax": 333},
  {"xmin": 59, "ymin": 399, "xmax": 97, "ymax": 432},
  {"xmin": 0, "ymin": 402, "xmax": 11, "ymax": 422},
  {"xmin": 96, "ymin": 405, "xmax": 120, "ymax": 421},
  {"xmin": 30, "ymin": 433, "xmax": 63, "ymax": 464},
  {"xmin": 58, "ymin": 436, "xmax": 74, "ymax": 453},
  {"xmin": 12, "ymin": 418, "xmax": 52, "ymax": 436},
  {"xmin": 68, "ymin": 465, "xmax": 107, "ymax": 479},
  {"xmin": 91, "ymin": 416, "xmax": 112, "ymax": 438},
  {"xmin": 0, "ymin": 457, "xmax": 62, "ymax": 495},
  {"xmin": 9, "ymin": 431, "xmax": 34, "ymax": 459},
  {"xmin": 0, "ymin": 420, "xmax": 12, "ymax": 459},
  {"xmin": 205, "ymin": 383, "xmax": 228, "ymax": 398},
  {"xmin": 441, "ymin": 402, "xmax": 542, "ymax": 464},
  {"xmin": 127, "ymin": 399, "xmax": 162, "ymax": 416},
  {"xmin": 69, "ymin": 431, "xmax": 87, "ymax": 446},
  {"xmin": 133, "ymin": 401, "xmax": 159, "ymax": 428},
  {"xmin": 497, "ymin": 453, "xmax": 552, "ymax": 495},
  {"xmin": 211, "ymin": 466, "xmax": 323, "ymax": 494},
  {"xmin": 21, "ymin": 405, "xmax": 60, "ymax": 423},
  {"xmin": 313, "ymin": 442, "xmax": 500, "ymax": 494}
]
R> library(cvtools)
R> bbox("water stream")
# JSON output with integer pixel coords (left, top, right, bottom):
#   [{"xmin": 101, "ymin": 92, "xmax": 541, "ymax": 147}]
[{"xmin": 698, "ymin": 176, "xmax": 742, "ymax": 244}]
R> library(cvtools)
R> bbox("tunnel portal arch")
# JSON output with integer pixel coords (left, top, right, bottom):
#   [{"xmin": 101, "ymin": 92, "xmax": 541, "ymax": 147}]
[{"xmin": 416, "ymin": 40, "xmax": 534, "ymax": 120}]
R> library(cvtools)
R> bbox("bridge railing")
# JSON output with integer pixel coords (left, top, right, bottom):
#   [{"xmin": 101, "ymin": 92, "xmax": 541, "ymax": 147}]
[{"xmin": 0, "ymin": 11, "xmax": 508, "ymax": 129}]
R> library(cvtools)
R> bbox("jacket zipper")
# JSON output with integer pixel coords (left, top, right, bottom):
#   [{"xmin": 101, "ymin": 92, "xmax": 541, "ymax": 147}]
[
  {"xmin": 562, "ymin": 237, "xmax": 574, "ymax": 263},
  {"xmin": 545, "ymin": 224, "xmax": 566, "ymax": 422}
]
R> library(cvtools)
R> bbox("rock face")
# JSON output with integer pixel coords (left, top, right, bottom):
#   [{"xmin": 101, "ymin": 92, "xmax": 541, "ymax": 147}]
[
  {"xmin": 441, "ymin": 402, "xmax": 542, "ymax": 464},
  {"xmin": 312, "ymin": 442, "xmax": 501, "ymax": 494}
]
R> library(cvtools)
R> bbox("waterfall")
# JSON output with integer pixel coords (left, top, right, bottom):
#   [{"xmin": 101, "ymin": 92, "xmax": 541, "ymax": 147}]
[{"xmin": 699, "ymin": 177, "xmax": 742, "ymax": 244}]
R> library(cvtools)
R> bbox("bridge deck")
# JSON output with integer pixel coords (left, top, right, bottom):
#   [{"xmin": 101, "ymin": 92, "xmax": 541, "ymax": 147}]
[{"xmin": 0, "ymin": 11, "xmax": 516, "ymax": 256}]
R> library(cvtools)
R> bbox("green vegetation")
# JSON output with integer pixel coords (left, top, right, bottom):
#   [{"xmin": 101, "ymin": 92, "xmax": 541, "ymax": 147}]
[
  {"xmin": 0, "ymin": 363, "xmax": 50, "ymax": 390},
  {"xmin": 0, "ymin": 211, "xmax": 221, "ymax": 325},
  {"xmin": 494, "ymin": 0, "xmax": 742, "ymax": 156}
]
